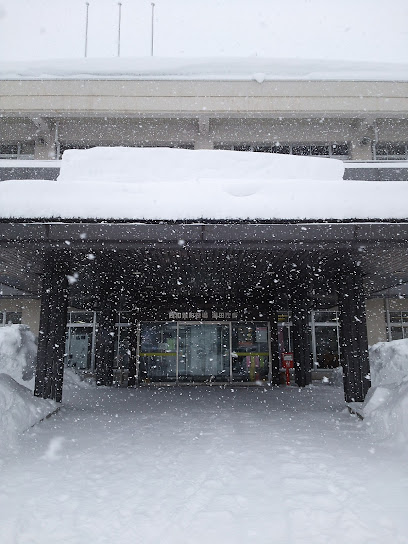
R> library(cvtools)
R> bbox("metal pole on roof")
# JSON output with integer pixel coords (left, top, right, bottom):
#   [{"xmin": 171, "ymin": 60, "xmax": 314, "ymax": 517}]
[
  {"xmin": 84, "ymin": 2, "xmax": 90, "ymax": 58},
  {"xmin": 150, "ymin": 3, "xmax": 155, "ymax": 56},
  {"xmin": 117, "ymin": 2, "xmax": 122, "ymax": 57}
]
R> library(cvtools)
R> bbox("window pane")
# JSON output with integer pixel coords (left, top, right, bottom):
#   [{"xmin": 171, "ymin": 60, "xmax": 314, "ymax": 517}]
[
  {"xmin": 391, "ymin": 326, "xmax": 404, "ymax": 340},
  {"xmin": 311, "ymin": 145, "xmax": 329, "ymax": 156},
  {"xmin": 5, "ymin": 312, "xmax": 22, "ymax": 324},
  {"xmin": 292, "ymin": 145, "xmax": 310, "ymax": 156},
  {"xmin": 401, "ymin": 312, "xmax": 408, "ymax": 323},
  {"xmin": 69, "ymin": 311, "xmax": 94, "ymax": 324},
  {"xmin": 139, "ymin": 322, "xmax": 177, "ymax": 382},
  {"xmin": 231, "ymin": 322, "xmax": 269, "ymax": 382},
  {"xmin": 376, "ymin": 143, "xmax": 407, "ymax": 159},
  {"xmin": 233, "ymin": 144, "xmax": 253, "ymax": 152},
  {"xmin": 0, "ymin": 144, "xmax": 19, "ymax": 155},
  {"xmin": 65, "ymin": 326, "xmax": 93, "ymax": 369},
  {"xmin": 389, "ymin": 312, "xmax": 402, "ymax": 323},
  {"xmin": 314, "ymin": 327, "xmax": 340, "ymax": 368},
  {"xmin": 331, "ymin": 143, "xmax": 349, "ymax": 156},
  {"xmin": 313, "ymin": 311, "xmax": 338, "ymax": 323},
  {"xmin": 271, "ymin": 145, "xmax": 290, "ymax": 154}
]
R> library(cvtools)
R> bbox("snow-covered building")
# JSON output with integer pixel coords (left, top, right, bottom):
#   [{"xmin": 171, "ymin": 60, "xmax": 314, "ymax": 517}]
[{"xmin": 0, "ymin": 58, "xmax": 408, "ymax": 403}]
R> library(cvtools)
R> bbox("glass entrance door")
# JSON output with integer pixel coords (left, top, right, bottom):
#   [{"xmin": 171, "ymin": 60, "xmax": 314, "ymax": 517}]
[{"xmin": 178, "ymin": 323, "xmax": 231, "ymax": 382}]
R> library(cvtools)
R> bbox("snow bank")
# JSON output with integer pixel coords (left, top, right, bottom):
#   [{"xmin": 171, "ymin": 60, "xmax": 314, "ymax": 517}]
[
  {"xmin": 1, "ymin": 57, "xmax": 408, "ymax": 81},
  {"xmin": 63, "ymin": 366, "xmax": 94, "ymax": 391},
  {"xmin": 2, "ymin": 146, "xmax": 408, "ymax": 221},
  {"xmin": 0, "ymin": 325, "xmax": 37, "ymax": 390},
  {"xmin": 0, "ymin": 374, "xmax": 57, "ymax": 456},
  {"xmin": 369, "ymin": 338, "xmax": 408, "ymax": 387},
  {"xmin": 364, "ymin": 339, "xmax": 408, "ymax": 444},
  {"xmin": 58, "ymin": 146, "xmax": 344, "ymax": 183},
  {"xmin": 0, "ymin": 325, "xmax": 60, "ymax": 457}
]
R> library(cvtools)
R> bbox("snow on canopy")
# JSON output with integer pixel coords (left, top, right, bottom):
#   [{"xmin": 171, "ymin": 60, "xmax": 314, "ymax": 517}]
[
  {"xmin": 0, "ymin": 57, "xmax": 408, "ymax": 81},
  {"xmin": 58, "ymin": 146, "xmax": 345, "ymax": 183},
  {"xmin": 1, "ymin": 147, "xmax": 408, "ymax": 221}
]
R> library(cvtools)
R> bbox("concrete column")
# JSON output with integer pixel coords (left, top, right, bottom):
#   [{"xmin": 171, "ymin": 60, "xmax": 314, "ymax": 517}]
[
  {"xmin": 269, "ymin": 312, "xmax": 280, "ymax": 385},
  {"xmin": 337, "ymin": 266, "xmax": 371, "ymax": 402},
  {"xmin": 194, "ymin": 116, "xmax": 214, "ymax": 150},
  {"xmin": 95, "ymin": 301, "xmax": 117, "ymax": 386},
  {"xmin": 349, "ymin": 119, "xmax": 374, "ymax": 161},
  {"xmin": 349, "ymin": 139, "xmax": 373, "ymax": 161},
  {"xmin": 31, "ymin": 117, "xmax": 57, "ymax": 159},
  {"xmin": 291, "ymin": 290, "xmax": 313, "ymax": 387},
  {"xmin": 34, "ymin": 251, "xmax": 69, "ymax": 402},
  {"xmin": 94, "ymin": 256, "xmax": 121, "ymax": 386},
  {"xmin": 34, "ymin": 136, "xmax": 56, "ymax": 160}
]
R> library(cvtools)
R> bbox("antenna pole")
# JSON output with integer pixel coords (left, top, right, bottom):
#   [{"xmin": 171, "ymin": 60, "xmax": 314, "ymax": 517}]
[
  {"xmin": 150, "ymin": 2, "xmax": 155, "ymax": 56},
  {"xmin": 117, "ymin": 2, "xmax": 122, "ymax": 57},
  {"xmin": 84, "ymin": 2, "xmax": 90, "ymax": 58}
]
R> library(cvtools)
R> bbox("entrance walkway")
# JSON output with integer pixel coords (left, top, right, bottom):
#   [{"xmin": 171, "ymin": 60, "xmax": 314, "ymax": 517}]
[{"xmin": 1, "ymin": 384, "xmax": 408, "ymax": 544}]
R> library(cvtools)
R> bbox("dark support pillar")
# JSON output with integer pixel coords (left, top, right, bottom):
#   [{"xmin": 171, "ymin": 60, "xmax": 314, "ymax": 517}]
[
  {"xmin": 291, "ymin": 289, "xmax": 313, "ymax": 387},
  {"xmin": 95, "ymin": 302, "xmax": 116, "ymax": 386},
  {"xmin": 94, "ymin": 257, "xmax": 119, "ymax": 386},
  {"xmin": 269, "ymin": 313, "xmax": 280, "ymax": 386},
  {"xmin": 338, "ymin": 266, "xmax": 371, "ymax": 402},
  {"xmin": 127, "ymin": 321, "xmax": 138, "ymax": 387},
  {"xmin": 34, "ymin": 250, "xmax": 69, "ymax": 402}
]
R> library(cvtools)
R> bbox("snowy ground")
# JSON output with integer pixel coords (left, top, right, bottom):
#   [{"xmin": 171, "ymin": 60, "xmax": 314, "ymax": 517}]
[{"xmin": 1, "ymin": 383, "xmax": 408, "ymax": 544}]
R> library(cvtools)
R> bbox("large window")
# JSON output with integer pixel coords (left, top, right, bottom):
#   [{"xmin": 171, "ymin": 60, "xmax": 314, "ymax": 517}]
[
  {"xmin": 388, "ymin": 311, "xmax": 408, "ymax": 340},
  {"xmin": 0, "ymin": 311, "xmax": 22, "ymax": 325},
  {"xmin": 231, "ymin": 322, "xmax": 270, "ymax": 382},
  {"xmin": 138, "ymin": 320, "xmax": 270, "ymax": 383},
  {"xmin": 139, "ymin": 321, "xmax": 178, "ymax": 382},
  {"xmin": 58, "ymin": 142, "xmax": 194, "ymax": 159},
  {"xmin": 215, "ymin": 142, "xmax": 349, "ymax": 160},
  {"xmin": 65, "ymin": 311, "xmax": 97, "ymax": 371},
  {"xmin": 278, "ymin": 310, "xmax": 341, "ymax": 369},
  {"xmin": 0, "ymin": 143, "xmax": 35, "ymax": 160},
  {"xmin": 375, "ymin": 143, "xmax": 408, "ymax": 160}
]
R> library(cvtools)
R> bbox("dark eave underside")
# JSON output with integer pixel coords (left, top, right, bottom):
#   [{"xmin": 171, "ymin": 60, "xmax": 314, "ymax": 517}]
[{"xmin": 1, "ymin": 219, "xmax": 408, "ymax": 302}]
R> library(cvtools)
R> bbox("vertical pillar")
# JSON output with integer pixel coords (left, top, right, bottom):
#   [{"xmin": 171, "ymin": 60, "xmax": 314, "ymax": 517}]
[
  {"xmin": 34, "ymin": 250, "xmax": 69, "ymax": 402},
  {"xmin": 94, "ymin": 256, "xmax": 119, "ymax": 386},
  {"xmin": 269, "ymin": 313, "xmax": 280, "ymax": 385},
  {"xmin": 194, "ymin": 116, "xmax": 214, "ymax": 150},
  {"xmin": 337, "ymin": 266, "xmax": 371, "ymax": 402},
  {"xmin": 95, "ymin": 301, "xmax": 117, "ymax": 386},
  {"xmin": 291, "ymin": 286, "xmax": 313, "ymax": 387}
]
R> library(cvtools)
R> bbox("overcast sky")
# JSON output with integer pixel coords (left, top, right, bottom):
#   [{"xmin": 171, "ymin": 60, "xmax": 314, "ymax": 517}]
[{"xmin": 0, "ymin": 0, "xmax": 407, "ymax": 63}]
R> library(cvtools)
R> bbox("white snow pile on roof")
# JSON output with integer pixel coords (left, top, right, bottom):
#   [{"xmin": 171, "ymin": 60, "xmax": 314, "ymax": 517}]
[
  {"xmin": 1, "ymin": 57, "xmax": 408, "ymax": 81},
  {"xmin": 1, "ymin": 146, "xmax": 408, "ymax": 220},
  {"xmin": 58, "ymin": 146, "xmax": 344, "ymax": 183},
  {"xmin": 363, "ymin": 339, "xmax": 408, "ymax": 444}
]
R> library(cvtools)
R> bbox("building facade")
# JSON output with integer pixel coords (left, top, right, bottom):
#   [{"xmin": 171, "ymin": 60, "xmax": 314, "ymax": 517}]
[{"xmin": 1, "ymin": 60, "xmax": 408, "ymax": 403}]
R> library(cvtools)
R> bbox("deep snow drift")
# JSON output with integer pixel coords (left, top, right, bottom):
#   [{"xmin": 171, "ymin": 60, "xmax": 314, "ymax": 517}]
[
  {"xmin": 0, "ymin": 324, "xmax": 37, "ymax": 388},
  {"xmin": 0, "ymin": 325, "xmax": 56, "ymax": 456},
  {"xmin": 363, "ymin": 339, "xmax": 408, "ymax": 443},
  {"xmin": 1, "ymin": 384, "xmax": 408, "ymax": 544},
  {"xmin": 1, "ymin": 147, "xmax": 408, "ymax": 220}
]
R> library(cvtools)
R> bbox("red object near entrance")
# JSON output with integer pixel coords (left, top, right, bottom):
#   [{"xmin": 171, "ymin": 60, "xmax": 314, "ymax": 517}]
[{"xmin": 281, "ymin": 352, "xmax": 294, "ymax": 386}]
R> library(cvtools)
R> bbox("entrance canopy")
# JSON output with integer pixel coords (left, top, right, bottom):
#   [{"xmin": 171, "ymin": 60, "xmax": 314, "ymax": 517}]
[{"xmin": 1, "ymin": 148, "xmax": 408, "ymax": 403}]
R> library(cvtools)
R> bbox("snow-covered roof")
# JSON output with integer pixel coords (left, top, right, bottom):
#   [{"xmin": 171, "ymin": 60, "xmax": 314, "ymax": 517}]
[
  {"xmin": 0, "ymin": 147, "xmax": 407, "ymax": 222},
  {"xmin": 1, "ymin": 57, "xmax": 408, "ymax": 81}
]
